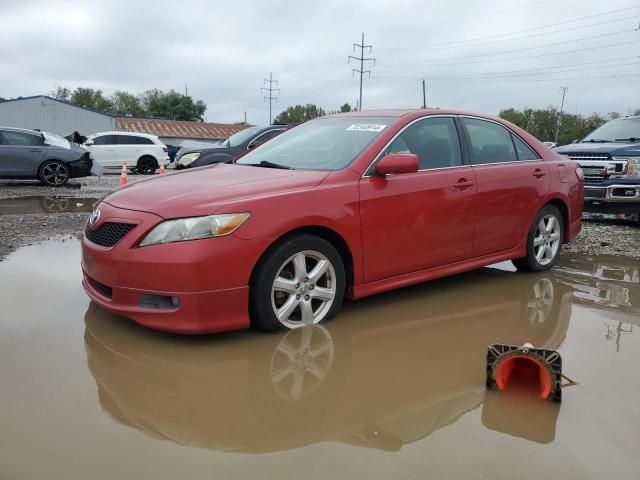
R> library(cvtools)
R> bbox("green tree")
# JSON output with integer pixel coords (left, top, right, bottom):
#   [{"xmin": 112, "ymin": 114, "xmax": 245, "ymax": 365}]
[
  {"xmin": 607, "ymin": 111, "xmax": 621, "ymax": 120},
  {"xmin": 140, "ymin": 89, "xmax": 206, "ymax": 121},
  {"xmin": 70, "ymin": 88, "xmax": 113, "ymax": 112},
  {"xmin": 109, "ymin": 90, "xmax": 144, "ymax": 116},
  {"xmin": 274, "ymin": 104, "xmax": 326, "ymax": 124},
  {"xmin": 50, "ymin": 86, "xmax": 71, "ymax": 101},
  {"xmin": 340, "ymin": 103, "xmax": 352, "ymax": 113},
  {"xmin": 632, "ymin": 108, "xmax": 640, "ymax": 116}
]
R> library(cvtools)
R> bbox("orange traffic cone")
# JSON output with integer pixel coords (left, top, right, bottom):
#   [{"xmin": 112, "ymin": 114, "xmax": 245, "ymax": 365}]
[
  {"xmin": 119, "ymin": 161, "xmax": 128, "ymax": 186},
  {"xmin": 159, "ymin": 158, "xmax": 166, "ymax": 174}
]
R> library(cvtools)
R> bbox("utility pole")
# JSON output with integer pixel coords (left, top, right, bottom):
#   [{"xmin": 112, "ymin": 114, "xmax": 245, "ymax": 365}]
[
  {"xmin": 261, "ymin": 72, "xmax": 280, "ymax": 125},
  {"xmin": 244, "ymin": 111, "xmax": 247, "ymax": 124},
  {"xmin": 421, "ymin": 80, "xmax": 426, "ymax": 109},
  {"xmin": 348, "ymin": 33, "xmax": 375, "ymax": 111},
  {"xmin": 184, "ymin": 84, "xmax": 188, "ymax": 96},
  {"xmin": 554, "ymin": 86, "xmax": 568, "ymax": 144}
]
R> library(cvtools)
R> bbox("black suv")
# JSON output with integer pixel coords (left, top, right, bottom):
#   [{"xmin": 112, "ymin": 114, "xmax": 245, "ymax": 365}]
[
  {"xmin": 555, "ymin": 116, "xmax": 640, "ymax": 217},
  {"xmin": 175, "ymin": 125, "xmax": 289, "ymax": 169}
]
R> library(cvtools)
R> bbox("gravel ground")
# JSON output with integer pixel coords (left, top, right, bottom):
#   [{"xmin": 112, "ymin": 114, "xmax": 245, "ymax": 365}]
[{"xmin": 1, "ymin": 175, "xmax": 638, "ymax": 261}]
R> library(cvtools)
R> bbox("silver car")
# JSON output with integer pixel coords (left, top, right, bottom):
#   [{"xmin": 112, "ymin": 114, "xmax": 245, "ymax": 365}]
[{"xmin": 0, "ymin": 127, "xmax": 93, "ymax": 186}]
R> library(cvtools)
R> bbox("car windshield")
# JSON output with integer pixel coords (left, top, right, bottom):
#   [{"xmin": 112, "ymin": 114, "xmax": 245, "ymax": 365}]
[
  {"xmin": 236, "ymin": 116, "xmax": 396, "ymax": 171},
  {"xmin": 582, "ymin": 117, "xmax": 640, "ymax": 142},
  {"xmin": 225, "ymin": 127, "xmax": 261, "ymax": 147}
]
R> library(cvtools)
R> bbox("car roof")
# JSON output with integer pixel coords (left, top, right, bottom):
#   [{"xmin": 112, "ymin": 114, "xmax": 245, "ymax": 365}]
[
  {"xmin": 0, "ymin": 126, "xmax": 42, "ymax": 135},
  {"xmin": 324, "ymin": 109, "xmax": 504, "ymax": 121}
]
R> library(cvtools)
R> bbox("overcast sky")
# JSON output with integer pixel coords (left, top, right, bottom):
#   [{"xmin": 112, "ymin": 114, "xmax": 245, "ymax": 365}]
[{"xmin": 1, "ymin": 0, "xmax": 639, "ymax": 124}]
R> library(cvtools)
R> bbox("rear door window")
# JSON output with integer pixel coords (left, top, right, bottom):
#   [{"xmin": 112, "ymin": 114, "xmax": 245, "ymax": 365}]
[
  {"xmin": 462, "ymin": 118, "xmax": 517, "ymax": 165},
  {"xmin": 92, "ymin": 135, "xmax": 115, "ymax": 145},
  {"xmin": 512, "ymin": 135, "xmax": 539, "ymax": 161},
  {"xmin": 383, "ymin": 117, "xmax": 463, "ymax": 170}
]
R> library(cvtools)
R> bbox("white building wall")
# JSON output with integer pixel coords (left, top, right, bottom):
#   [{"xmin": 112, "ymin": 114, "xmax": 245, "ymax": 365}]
[{"xmin": 0, "ymin": 96, "xmax": 115, "ymax": 136}]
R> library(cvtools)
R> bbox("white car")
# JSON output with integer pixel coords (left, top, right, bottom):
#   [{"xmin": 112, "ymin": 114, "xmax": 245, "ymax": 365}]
[{"xmin": 84, "ymin": 131, "xmax": 169, "ymax": 174}]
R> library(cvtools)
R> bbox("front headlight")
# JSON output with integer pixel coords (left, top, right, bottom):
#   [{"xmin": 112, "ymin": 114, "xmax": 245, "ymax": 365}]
[
  {"xmin": 139, "ymin": 213, "xmax": 250, "ymax": 247},
  {"xmin": 612, "ymin": 157, "xmax": 640, "ymax": 178},
  {"xmin": 178, "ymin": 152, "xmax": 200, "ymax": 167}
]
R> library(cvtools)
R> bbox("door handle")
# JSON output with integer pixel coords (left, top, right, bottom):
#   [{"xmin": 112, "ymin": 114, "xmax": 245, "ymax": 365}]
[
  {"xmin": 453, "ymin": 179, "xmax": 474, "ymax": 189},
  {"xmin": 533, "ymin": 168, "xmax": 547, "ymax": 178},
  {"xmin": 30, "ymin": 149, "xmax": 43, "ymax": 152}
]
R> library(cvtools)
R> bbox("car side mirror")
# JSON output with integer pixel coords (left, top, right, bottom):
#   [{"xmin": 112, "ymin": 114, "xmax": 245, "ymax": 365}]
[
  {"xmin": 571, "ymin": 139, "xmax": 579, "ymax": 144},
  {"xmin": 85, "ymin": 139, "xmax": 94, "ymax": 146},
  {"xmin": 247, "ymin": 142, "xmax": 259, "ymax": 150},
  {"xmin": 375, "ymin": 153, "xmax": 419, "ymax": 176}
]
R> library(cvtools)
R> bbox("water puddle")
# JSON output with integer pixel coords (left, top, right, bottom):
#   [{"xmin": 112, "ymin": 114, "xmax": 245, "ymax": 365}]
[
  {"xmin": 1, "ymin": 240, "xmax": 639, "ymax": 478},
  {"xmin": 0, "ymin": 196, "xmax": 97, "ymax": 215}
]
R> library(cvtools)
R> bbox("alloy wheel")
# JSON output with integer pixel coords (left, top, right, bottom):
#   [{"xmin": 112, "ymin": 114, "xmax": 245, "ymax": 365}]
[
  {"xmin": 533, "ymin": 214, "xmax": 561, "ymax": 266},
  {"xmin": 42, "ymin": 163, "xmax": 69, "ymax": 186},
  {"xmin": 271, "ymin": 250, "xmax": 337, "ymax": 329}
]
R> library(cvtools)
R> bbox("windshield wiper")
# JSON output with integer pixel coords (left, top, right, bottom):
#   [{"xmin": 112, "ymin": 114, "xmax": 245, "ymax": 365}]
[
  {"xmin": 245, "ymin": 160, "xmax": 292, "ymax": 170},
  {"xmin": 615, "ymin": 137, "xmax": 640, "ymax": 143},
  {"xmin": 582, "ymin": 138, "xmax": 611, "ymax": 143}
]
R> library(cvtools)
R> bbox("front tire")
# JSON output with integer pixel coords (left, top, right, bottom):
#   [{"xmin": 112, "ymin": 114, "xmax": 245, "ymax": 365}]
[
  {"xmin": 38, "ymin": 160, "xmax": 70, "ymax": 186},
  {"xmin": 250, "ymin": 235, "xmax": 346, "ymax": 332},
  {"xmin": 512, "ymin": 205, "xmax": 564, "ymax": 272}
]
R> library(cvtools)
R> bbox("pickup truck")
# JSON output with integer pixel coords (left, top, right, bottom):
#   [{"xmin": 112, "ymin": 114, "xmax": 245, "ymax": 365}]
[{"xmin": 555, "ymin": 116, "xmax": 640, "ymax": 219}]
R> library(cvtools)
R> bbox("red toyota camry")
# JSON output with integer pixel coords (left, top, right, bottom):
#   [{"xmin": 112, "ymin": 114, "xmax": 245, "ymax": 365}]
[{"xmin": 81, "ymin": 110, "xmax": 583, "ymax": 334}]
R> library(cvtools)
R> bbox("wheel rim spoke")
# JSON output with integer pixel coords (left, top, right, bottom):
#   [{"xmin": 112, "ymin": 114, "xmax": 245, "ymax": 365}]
[
  {"xmin": 300, "ymin": 301, "xmax": 314, "ymax": 324},
  {"xmin": 308, "ymin": 259, "xmax": 330, "ymax": 284},
  {"xmin": 277, "ymin": 296, "xmax": 299, "ymax": 322},
  {"xmin": 292, "ymin": 253, "xmax": 308, "ymax": 281},
  {"xmin": 310, "ymin": 286, "xmax": 334, "ymax": 301},
  {"xmin": 273, "ymin": 277, "xmax": 297, "ymax": 293}
]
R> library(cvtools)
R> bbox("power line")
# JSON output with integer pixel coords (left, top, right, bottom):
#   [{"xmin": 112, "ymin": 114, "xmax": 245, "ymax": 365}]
[
  {"xmin": 381, "ymin": 28, "xmax": 637, "ymax": 66},
  {"xmin": 377, "ymin": 14, "xmax": 638, "ymax": 53},
  {"xmin": 261, "ymin": 72, "xmax": 280, "ymax": 125},
  {"xmin": 378, "ymin": 39, "xmax": 640, "ymax": 67},
  {"xmin": 377, "ymin": 5, "xmax": 640, "ymax": 52},
  {"xmin": 348, "ymin": 32, "xmax": 375, "ymax": 111}
]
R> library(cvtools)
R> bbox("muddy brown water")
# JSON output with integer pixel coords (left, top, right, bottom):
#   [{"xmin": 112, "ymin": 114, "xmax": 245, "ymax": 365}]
[
  {"xmin": 0, "ymin": 196, "xmax": 97, "ymax": 215},
  {"xmin": 0, "ymin": 239, "xmax": 639, "ymax": 479}
]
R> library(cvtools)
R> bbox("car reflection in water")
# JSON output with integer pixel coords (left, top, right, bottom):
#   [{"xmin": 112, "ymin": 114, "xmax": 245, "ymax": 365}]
[
  {"xmin": 84, "ymin": 266, "xmax": 577, "ymax": 453},
  {"xmin": 555, "ymin": 253, "xmax": 639, "ymax": 352},
  {"xmin": 0, "ymin": 196, "xmax": 97, "ymax": 215}
]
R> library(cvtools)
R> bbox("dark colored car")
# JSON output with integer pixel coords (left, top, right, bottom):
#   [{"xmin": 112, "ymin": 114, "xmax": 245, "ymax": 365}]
[
  {"xmin": 555, "ymin": 116, "xmax": 640, "ymax": 217},
  {"xmin": 0, "ymin": 127, "xmax": 93, "ymax": 186},
  {"xmin": 175, "ymin": 125, "xmax": 289, "ymax": 169}
]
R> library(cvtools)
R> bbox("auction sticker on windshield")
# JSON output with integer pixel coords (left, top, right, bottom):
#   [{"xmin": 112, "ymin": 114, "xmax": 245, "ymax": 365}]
[{"xmin": 346, "ymin": 124, "xmax": 387, "ymax": 132}]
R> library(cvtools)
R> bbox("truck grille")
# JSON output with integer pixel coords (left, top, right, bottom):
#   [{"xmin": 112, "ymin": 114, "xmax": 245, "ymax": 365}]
[
  {"xmin": 85, "ymin": 222, "xmax": 136, "ymax": 247},
  {"xmin": 562, "ymin": 153, "xmax": 611, "ymax": 161}
]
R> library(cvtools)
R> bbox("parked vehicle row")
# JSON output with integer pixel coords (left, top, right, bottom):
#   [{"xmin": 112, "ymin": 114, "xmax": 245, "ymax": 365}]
[{"xmin": 81, "ymin": 109, "xmax": 583, "ymax": 335}]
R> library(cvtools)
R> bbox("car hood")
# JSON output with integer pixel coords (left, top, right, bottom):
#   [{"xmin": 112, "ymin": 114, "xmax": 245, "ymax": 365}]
[
  {"xmin": 103, "ymin": 164, "xmax": 330, "ymax": 218},
  {"xmin": 555, "ymin": 142, "xmax": 640, "ymax": 156}
]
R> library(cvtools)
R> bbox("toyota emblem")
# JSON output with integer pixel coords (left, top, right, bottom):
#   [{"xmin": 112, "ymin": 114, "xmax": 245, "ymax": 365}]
[{"xmin": 89, "ymin": 208, "xmax": 101, "ymax": 226}]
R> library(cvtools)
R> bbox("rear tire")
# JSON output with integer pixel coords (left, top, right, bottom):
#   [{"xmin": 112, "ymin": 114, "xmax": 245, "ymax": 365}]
[
  {"xmin": 512, "ymin": 205, "xmax": 564, "ymax": 272},
  {"xmin": 38, "ymin": 160, "xmax": 70, "ymax": 186},
  {"xmin": 250, "ymin": 235, "xmax": 346, "ymax": 332},
  {"xmin": 136, "ymin": 156, "xmax": 158, "ymax": 175}
]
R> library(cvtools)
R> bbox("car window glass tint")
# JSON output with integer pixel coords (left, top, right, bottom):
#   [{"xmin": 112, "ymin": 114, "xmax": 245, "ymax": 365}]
[
  {"xmin": 135, "ymin": 136, "xmax": 154, "ymax": 145},
  {"xmin": 463, "ymin": 118, "xmax": 517, "ymax": 165},
  {"xmin": 512, "ymin": 135, "xmax": 539, "ymax": 160},
  {"xmin": 384, "ymin": 117, "xmax": 462, "ymax": 169},
  {"xmin": 92, "ymin": 136, "xmax": 108, "ymax": 145},
  {"xmin": 115, "ymin": 135, "xmax": 136, "ymax": 145},
  {"xmin": 2, "ymin": 131, "xmax": 39, "ymax": 146}
]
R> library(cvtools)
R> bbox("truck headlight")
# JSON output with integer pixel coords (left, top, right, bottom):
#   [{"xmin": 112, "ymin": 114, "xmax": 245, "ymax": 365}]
[
  {"xmin": 139, "ymin": 213, "xmax": 251, "ymax": 246},
  {"xmin": 612, "ymin": 157, "xmax": 640, "ymax": 178},
  {"xmin": 178, "ymin": 152, "xmax": 200, "ymax": 167}
]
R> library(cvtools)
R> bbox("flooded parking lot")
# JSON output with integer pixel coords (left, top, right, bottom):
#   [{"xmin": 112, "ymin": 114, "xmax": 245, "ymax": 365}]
[{"xmin": 1, "ymin": 238, "xmax": 639, "ymax": 479}]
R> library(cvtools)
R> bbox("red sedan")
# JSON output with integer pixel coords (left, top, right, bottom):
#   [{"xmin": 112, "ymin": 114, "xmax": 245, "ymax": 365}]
[{"xmin": 81, "ymin": 110, "xmax": 583, "ymax": 334}]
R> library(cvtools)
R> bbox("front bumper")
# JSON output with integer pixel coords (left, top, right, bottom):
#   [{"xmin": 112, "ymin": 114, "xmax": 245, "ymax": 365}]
[
  {"xmin": 80, "ymin": 201, "xmax": 271, "ymax": 334},
  {"xmin": 584, "ymin": 181, "xmax": 640, "ymax": 214}
]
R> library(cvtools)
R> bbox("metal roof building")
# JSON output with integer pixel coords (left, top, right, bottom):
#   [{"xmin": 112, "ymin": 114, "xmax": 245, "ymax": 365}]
[{"xmin": 0, "ymin": 95, "xmax": 249, "ymax": 145}]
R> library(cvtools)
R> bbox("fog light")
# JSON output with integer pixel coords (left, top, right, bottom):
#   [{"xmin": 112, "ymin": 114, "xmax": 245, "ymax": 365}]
[
  {"xmin": 139, "ymin": 294, "xmax": 179, "ymax": 310},
  {"xmin": 171, "ymin": 296, "xmax": 180, "ymax": 307}
]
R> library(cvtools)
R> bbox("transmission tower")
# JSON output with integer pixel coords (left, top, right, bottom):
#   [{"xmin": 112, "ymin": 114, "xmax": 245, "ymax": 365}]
[
  {"xmin": 348, "ymin": 33, "xmax": 375, "ymax": 111},
  {"xmin": 261, "ymin": 72, "xmax": 280, "ymax": 125}
]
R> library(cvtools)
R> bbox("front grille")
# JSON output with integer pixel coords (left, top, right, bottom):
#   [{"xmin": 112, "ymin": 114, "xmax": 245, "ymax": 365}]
[
  {"xmin": 85, "ymin": 222, "xmax": 136, "ymax": 247},
  {"xmin": 563, "ymin": 153, "xmax": 611, "ymax": 161}
]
